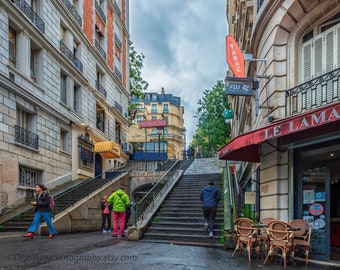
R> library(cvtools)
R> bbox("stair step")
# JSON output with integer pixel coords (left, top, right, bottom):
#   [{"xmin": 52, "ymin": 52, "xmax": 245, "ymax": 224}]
[{"xmin": 142, "ymin": 232, "xmax": 222, "ymax": 243}]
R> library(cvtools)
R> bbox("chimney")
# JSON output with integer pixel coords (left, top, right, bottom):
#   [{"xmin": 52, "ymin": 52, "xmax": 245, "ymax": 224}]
[{"xmin": 161, "ymin": 87, "xmax": 165, "ymax": 95}]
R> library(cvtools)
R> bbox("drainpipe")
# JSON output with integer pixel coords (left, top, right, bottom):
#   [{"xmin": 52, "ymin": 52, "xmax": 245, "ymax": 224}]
[{"xmin": 224, "ymin": 160, "xmax": 234, "ymax": 230}]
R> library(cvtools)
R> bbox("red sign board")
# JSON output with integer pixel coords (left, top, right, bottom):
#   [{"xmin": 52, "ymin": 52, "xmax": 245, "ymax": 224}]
[
  {"xmin": 218, "ymin": 102, "xmax": 340, "ymax": 161},
  {"xmin": 225, "ymin": 35, "xmax": 244, "ymax": 78},
  {"xmin": 139, "ymin": 119, "xmax": 167, "ymax": 128}
]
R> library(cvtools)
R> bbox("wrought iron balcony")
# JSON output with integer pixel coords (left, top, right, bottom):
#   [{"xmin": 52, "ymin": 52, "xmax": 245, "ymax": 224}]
[
  {"xmin": 285, "ymin": 68, "xmax": 340, "ymax": 116},
  {"xmin": 60, "ymin": 40, "xmax": 83, "ymax": 72},
  {"xmin": 95, "ymin": 1, "xmax": 106, "ymax": 23},
  {"xmin": 114, "ymin": 66, "xmax": 122, "ymax": 81},
  {"xmin": 95, "ymin": 40, "xmax": 106, "ymax": 60},
  {"xmin": 113, "ymin": 1, "xmax": 121, "ymax": 18},
  {"xmin": 61, "ymin": 0, "xmax": 82, "ymax": 27},
  {"xmin": 15, "ymin": 125, "xmax": 39, "ymax": 150},
  {"xmin": 114, "ymin": 33, "xmax": 122, "ymax": 49},
  {"xmin": 95, "ymin": 80, "xmax": 107, "ymax": 98},
  {"xmin": 10, "ymin": 0, "xmax": 45, "ymax": 33},
  {"xmin": 114, "ymin": 101, "xmax": 122, "ymax": 114}
]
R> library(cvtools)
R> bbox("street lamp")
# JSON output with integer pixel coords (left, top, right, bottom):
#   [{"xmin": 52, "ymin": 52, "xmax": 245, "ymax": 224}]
[{"xmin": 157, "ymin": 129, "xmax": 162, "ymax": 171}]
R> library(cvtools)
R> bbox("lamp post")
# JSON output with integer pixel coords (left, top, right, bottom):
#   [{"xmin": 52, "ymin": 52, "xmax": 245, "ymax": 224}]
[{"xmin": 157, "ymin": 129, "xmax": 162, "ymax": 171}]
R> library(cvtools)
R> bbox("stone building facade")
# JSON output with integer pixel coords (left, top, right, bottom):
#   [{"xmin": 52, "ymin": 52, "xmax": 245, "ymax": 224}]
[
  {"xmin": 0, "ymin": 0, "xmax": 130, "ymax": 210},
  {"xmin": 221, "ymin": 0, "xmax": 340, "ymax": 261},
  {"xmin": 129, "ymin": 88, "xmax": 185, "ymax": 160}
]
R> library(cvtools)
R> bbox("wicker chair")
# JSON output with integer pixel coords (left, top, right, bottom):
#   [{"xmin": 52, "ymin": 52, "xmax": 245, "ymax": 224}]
[
  {"xmin": 290, "ymin": 219, "xmax": 312, "ymax": 265},
  {"xmin": 258, "ymin": 218, "xmax": 276, "ymax": 254},
  {"xmin": 263, "ymin": 220, "xmax": 295, "ymax": 269},
  {"xmin": 231, "ymin": 217, "xmax": 260, "ymax": 261}
]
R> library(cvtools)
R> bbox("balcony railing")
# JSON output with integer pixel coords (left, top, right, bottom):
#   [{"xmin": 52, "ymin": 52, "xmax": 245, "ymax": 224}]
[
  {"xmin": 95, "ymin": 40, "xmax": 106, "ymax": 60},
  {"xmin": 114, "ymin": 33, "xmax": 122, "ymax": 49},
  {"xmin": 285, "ymin": 68, "xmax": 340, "ymax": 116},
  {"xmin": 114, "ymin": 101, "xmax": 122, "ymax": 114},
  {"xmin": 95, "ymin": 80, "xmax": 107, "ymax": 98},
  {"xmin": 15, "ymin": 125, "xmax": 39, "ymax": 150},
  {"xmin": 60, "ymin": 40, "xmax": 83, "ymax": 72},
  {"xmin": 10, "ymin": 0, "xmax": 45, "ymax": 33},
  {"xmin": 114, "ymin": 66, "xmax": 122, "ymax": 81},
  {"xmin": 113, "ymin": 1, "xmax": 121, "ymax": 18},
  {"xmin": 61, "ymin": 0, "xmax": 82, "ymax": 27},
  {"xmin": 95, "ymin": 1, "xmax": 106, "ymax": 23}
]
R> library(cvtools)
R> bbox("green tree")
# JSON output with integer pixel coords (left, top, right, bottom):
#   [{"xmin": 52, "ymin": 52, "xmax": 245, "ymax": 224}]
[
  {"xmin": 192, "ymin": 80, "xmax": 231, "ymax": 157},
  {"xmin": 129, "ymin": 46, "xmax": 148, "ymax": 99}
]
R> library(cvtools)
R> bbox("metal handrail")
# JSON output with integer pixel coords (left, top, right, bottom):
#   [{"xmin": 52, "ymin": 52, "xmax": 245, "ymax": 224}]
[{"xmin": 133, "ymin": 160, "xmax": 180, "ymax": 225}]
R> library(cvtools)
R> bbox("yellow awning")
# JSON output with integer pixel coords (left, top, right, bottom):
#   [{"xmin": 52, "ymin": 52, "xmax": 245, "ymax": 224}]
[{"xmin": 94, "ymin": 141, "xmax": 120, "ymax": 158}]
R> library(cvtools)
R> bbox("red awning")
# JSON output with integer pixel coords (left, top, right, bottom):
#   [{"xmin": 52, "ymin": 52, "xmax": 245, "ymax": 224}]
[{"xmin": 218, "ymin": 102, "xmax": 340, "ymax": 162}]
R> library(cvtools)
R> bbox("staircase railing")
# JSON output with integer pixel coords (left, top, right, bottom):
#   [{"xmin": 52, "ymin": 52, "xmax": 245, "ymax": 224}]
[{"xmin": 133, "ymin": 159, "xmax": 180, "ymax": 225}]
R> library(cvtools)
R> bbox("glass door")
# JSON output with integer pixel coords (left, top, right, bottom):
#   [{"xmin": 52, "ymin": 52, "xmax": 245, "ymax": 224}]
[{"xmin": 302, "ymin": 166, "xmax": 329, "ymax": 260}]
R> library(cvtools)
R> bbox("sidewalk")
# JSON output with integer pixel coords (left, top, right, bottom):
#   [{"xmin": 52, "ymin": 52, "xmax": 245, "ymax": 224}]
[{"xmin": 0, "ymin": 231, "xmax": 338, "ymax": 270}]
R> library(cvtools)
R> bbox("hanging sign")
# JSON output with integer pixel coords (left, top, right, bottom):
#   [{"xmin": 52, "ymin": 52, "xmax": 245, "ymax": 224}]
[
  {"xmin": 244, "ymin": 192, "xmax": 256, "ymax": 204},
  {"xmin": 225, "ymin": 76, "xmax": 254, "ymax": 96},
  {"xmin": 225, "ymin": 35, "xmax": 244, "ymax": 77}
]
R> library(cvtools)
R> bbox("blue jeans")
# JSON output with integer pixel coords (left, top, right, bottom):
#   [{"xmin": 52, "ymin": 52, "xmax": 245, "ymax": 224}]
[{"xmin": 27, "ymin": 211, "xmax": 57, "ymax": 235}]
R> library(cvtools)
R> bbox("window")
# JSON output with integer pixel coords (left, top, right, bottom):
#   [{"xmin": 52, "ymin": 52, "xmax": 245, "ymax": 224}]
[
  {"xmin": 301, "ymin": 18, "xmax": 340, "ymax": 82},
  {"xmin": 60, "ymin": 72, "xmax": 67, "ymax": 104},
  {"xmin": 78, "ymin": 132, "xmax": 94, "ymax": 169},
  {"xmin": 163, "ymin": 104, "xmax": 169, "ymax": 113},
  {"xmin": 151, "ymin": 94, "xmax": 157, "ymax": 102},
  {"xmin": 151, "ymin": 104, "xmax": 157, "ymax": 114},
  {"xmin": 60, "ymin": 128, "xmax": 69, "ymax": 152},
  {"xmin": 152, "ymin": 116, "xmax": 157, "ymax": 120},
  {"xmin": 96, "ymin": 104, "xmax": 105, "ymax": 132},
  {"xmin": 8, "ymin": 27, "xmax": 16, "ymax": 67},
  {"xmin": 136, "ymin": 115, "xmax": 144, "ymax": 124},
  {"xmin": 15, "ymin": 107, "xmax": 38, "ymax": 149},
  {"xmin": 30, "ymin": 41, "xmax": 41, "ymax": 83},
  {"xmin": 115, "ymin": 122, "xmax": 121, "ymax": 144},
  {"xmin": 73, "ymin": 83, "xmax": 81, "ymax": 113},
  {"xmin": 19, "ymin": 166, "xmax": 42, "ymax": 187},
  {"xmin": 164, "ymin": 129, "xmax": 168, "ymax": 137}
]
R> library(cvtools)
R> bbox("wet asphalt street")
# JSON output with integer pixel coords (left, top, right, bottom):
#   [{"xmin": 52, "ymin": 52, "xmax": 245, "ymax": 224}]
[{"xmin": 0, "ymin": 231, "xmax": 339, "ymax": 270}]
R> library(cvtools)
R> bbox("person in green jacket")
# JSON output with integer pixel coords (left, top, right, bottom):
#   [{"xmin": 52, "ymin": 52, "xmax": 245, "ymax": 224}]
[{"xmin": 107, "ymin": 188, "xmax": 130, "ymax": 237}]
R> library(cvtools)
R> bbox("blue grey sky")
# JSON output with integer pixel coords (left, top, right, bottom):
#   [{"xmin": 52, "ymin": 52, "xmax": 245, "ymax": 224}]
[{"xmin": 129, "ymin": 1, "xmax": 228, "ymax": 145}]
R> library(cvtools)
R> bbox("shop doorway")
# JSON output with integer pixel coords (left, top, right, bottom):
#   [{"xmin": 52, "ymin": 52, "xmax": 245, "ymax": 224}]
[{"xmin": 295, "ymin": 141, "xmax": 340, "ymax": 261}]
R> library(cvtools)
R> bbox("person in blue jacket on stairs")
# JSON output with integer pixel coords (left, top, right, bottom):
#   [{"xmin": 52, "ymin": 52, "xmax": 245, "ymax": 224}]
[{"xmin": 200, "ymin": 180, "xmax": 221, "ymax": 237}]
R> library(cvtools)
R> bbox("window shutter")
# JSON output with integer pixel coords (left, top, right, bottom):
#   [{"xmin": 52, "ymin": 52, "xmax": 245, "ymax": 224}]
[
  {"xmin": 302, "ymin": 42, "xmax": 312, "ymax": 82},
  {"xmin": 313, "ymin": 37, "xmax": 323, "ymax": 78},
  {"xmin": 325, "ymin": 30, "xmax": 334, "ymax": 72}
]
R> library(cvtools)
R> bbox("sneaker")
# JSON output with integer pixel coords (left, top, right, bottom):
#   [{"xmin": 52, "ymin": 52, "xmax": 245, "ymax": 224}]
[
  {"xmin": 102, "ymin": 229, "xmax": 107, "ymax": 234},
  {"xmin": 112, "ymin": 235, "xmax": 118, "ymax": 238},
  {"xmin": 108, "ymin": 229, "xmax": 111, "ymax": 233},
  {"xmin": 209, "ymin": 231, "xmax": 214, "ymax": 238},
  {"xmin": 203, "ymin": 223, "xmax": 208, "ymax": 232}
]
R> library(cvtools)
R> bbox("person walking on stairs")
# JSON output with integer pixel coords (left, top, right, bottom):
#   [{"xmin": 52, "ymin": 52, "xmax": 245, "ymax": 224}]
[
  {"xmin": 23, "ymin": 184, "xmax": 57, "ymax": 239},
  {"xmin": 200, "ymin": 180, "xmax": 221, "ymax": 237}
]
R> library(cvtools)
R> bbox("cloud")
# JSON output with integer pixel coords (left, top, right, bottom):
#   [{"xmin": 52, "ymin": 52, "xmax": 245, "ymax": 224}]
[{"xmin": 130, "ymin": 1, "xmax": 227, "ymax": 144}]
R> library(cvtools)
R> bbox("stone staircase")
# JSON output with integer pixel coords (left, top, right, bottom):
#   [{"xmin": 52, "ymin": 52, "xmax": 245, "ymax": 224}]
[
  {"xmin": 0, "ymin": 172, "xmax": 125, "ymax": 231},
  {"xmin": 142, "ymin": 165, "xmax": 224, "ymax": 247}
]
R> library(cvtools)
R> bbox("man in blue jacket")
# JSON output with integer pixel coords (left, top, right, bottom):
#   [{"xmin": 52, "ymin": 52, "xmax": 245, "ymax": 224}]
[{"xmin": 200, "ymin": 181, "xmax": 221, "ymax": 237}]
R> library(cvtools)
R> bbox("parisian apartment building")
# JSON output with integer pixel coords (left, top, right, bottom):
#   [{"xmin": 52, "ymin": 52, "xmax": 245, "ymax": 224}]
[
  {"xmin": 221, "ymin": 0, "xmax": 340, "ymax": 262},
  {"xmin": 0, "ymin": 0, "xmax": 130, "ymax": 210},
  {"xmin": 129, "ymin": 88, "xmax": 185, "ymax": 161}
]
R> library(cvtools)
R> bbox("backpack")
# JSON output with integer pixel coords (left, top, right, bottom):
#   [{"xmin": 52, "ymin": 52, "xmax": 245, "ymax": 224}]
[{"xmin": 43, "ymin": 191, "xmax": 55, "ymax": 210}]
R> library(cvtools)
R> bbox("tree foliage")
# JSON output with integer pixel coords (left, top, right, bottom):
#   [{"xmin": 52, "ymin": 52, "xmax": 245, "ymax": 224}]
[
  {"xmin": 191, "ymin": 80, "xmax": 231, "ymax": 157},
  {"xmin": 129, "ymin": 46, "xmax": 148, "ymax": 99}
]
